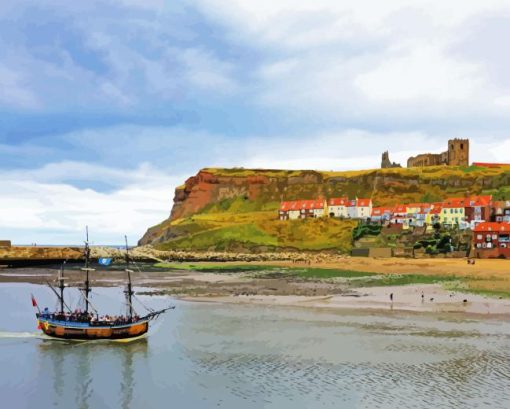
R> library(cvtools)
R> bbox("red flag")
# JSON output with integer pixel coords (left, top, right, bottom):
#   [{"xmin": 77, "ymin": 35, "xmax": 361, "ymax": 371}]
[{"xmin": 31, "ymin": 294, "xmax": 37, "ymax": 307}]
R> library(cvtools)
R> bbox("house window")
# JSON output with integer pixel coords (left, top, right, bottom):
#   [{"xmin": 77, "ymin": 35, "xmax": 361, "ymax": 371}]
[
  {"xmin": 487, "ymin": 242, "xmax": 493, "ymax": 249},
  {"xmin": 492, "ymin": 234, "xmax": 498, "ymax": 240},
  {"xmin": 476, "ymin": 243, "xmax": 482, "ymax": 248},
  {"xmin": 477, "ymin": 234, "xmax": 482, "ymax": 240},
  {"xmin": 501, "ymin": 243, "xmax": 507, "ymax": 248},
  {"xmin": 486, "ymin": 234, "xmax": 492, "ymax": 241}
]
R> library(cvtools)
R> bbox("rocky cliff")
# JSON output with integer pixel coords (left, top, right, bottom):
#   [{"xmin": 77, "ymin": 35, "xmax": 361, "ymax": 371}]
[{"xmin": 139, "ymin": 165, "xmax": 510, "ymax": 252}]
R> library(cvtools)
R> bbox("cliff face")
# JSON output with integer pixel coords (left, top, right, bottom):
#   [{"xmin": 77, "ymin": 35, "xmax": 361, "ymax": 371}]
[
  {"xmin": 169, "ymin": 169, "xmax": 324, "ymax": 221},
  {"xmin": 139, "ymin": 165, "xmax": 510, "ymax": 251}
]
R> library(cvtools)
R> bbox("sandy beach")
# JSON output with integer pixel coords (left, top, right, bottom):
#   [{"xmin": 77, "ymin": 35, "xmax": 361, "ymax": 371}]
[
  {"xmin": 182, "ymin": 283, "xmax": 510, "ymax": 316},
  {"xmin": 2, "ymin": 256, "xmax": 510, "ymax": 317}
]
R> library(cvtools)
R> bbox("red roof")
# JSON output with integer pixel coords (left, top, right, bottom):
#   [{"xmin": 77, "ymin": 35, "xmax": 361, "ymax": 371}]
[
  {"xmin": 430, "ymin": 206, "xmax": 442, "ymax": 214},
  {"xmin": 442, "ymin": 198, "xmax": 466, "ymax": 208},
  {"xmin": 328, "ymin": 197, "xmax": 348, "ymax": 206},
  {"xmin": 371, "ymin": 207, "xmax": 392, "ymax": 216},
  {"xmin": 442, "ymin": 195, "xmax": 492, "ymax": 208},
  {"xmin": 357, "ymin": 198, "xmax": 372, "ymax": 207},
  {"xmin": 465, "ymin": 195, "xmax": 492, "ymax": 207},
  {"xmin": 473, "ymin": 222, "xmax": 510, "ymax": 233},
  {"xmin": 280, "ymin": 199, "xmax": 324, "ymax": 211},
  {"xmin": 393, "ymin": 204, "xmax": 407, "ymax": 213},
  {"xmin": 473, "ymin": 162, "xmax": 510, "ymax": 168}
]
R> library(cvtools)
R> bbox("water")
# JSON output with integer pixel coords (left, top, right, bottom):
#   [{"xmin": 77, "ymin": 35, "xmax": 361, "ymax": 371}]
[{"xmin": 0, "ymin": 283, "xmax": 509, "ymax": 409}]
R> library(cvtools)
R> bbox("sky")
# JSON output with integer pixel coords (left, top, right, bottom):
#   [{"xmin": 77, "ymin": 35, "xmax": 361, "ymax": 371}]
[{"xmin": 1, "ymin": 0, "xmax": 510, "ymax": 244}]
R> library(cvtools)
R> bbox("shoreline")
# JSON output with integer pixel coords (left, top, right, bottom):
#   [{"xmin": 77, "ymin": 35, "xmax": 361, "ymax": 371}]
[
  {"xmin": 179, "ymin": 283, "xmax": 510, "ymax": 317},
  {"xmin": 2, "ymin": 256, "xmax": 510, "ymax": 318}
]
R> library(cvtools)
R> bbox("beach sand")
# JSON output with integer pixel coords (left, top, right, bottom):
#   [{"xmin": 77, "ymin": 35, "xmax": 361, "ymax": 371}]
[
  {"xmin": 182, "ymin": 283, "xmax": 510, "ymax": 316},
  {"xmin": 2, "ymin": 257, "xmax": 510, "ymax": 316}
]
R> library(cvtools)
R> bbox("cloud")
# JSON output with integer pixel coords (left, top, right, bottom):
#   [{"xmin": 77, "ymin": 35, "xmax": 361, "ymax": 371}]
[
  {"xmin": 0, "ymin": 161, "xmax": 184, "ymax": 244},
  {"xmin": 355, "ymin": 45, "xmax": 483, "ymax": 102},
  {"xmin": 193, "ymin": 0, "xmax": 510, "ymax": 124}
]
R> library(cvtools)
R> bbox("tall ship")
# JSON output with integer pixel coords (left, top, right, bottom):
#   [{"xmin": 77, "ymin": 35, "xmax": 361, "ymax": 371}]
[{"xmin": 33, "ymin": 229, "xmax": 172, "ymax": 340}]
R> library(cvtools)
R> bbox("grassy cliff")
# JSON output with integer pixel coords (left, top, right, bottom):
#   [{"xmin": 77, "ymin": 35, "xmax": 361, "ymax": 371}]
[{"xmin": 140, "ymin": 164, "xmax": 510, "ymax": 252}]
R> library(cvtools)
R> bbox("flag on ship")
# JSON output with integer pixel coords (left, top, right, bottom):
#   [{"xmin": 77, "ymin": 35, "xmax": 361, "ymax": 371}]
[
  {"xmin": 98, "ymin": 258, "xmax": 113, "ymax": 266},
  {"xmin": 31, "ymin": 294, "xmax": 37, "ymax": 307}
]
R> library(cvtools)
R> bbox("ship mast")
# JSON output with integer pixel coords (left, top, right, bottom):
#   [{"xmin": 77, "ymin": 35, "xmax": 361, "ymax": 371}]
[
  {"xmin": 58, "ymin": 260, "xmax": 66, "ymax": 314},
  {"xmin": 82, "ymin": 226, "xmax": 93, "ymax": 314},
  {"xmin": 124, "ymin": 235, "xmax": 134, "ymax": 320}
]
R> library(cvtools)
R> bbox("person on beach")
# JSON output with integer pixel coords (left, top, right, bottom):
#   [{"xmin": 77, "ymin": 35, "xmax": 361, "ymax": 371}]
[
  {"xmin": 421, "ymin": 292, "xmax": 424, "ymax": 303},
  {"xmin": 390, "ymin": 293, "xmax": 393, "ymax": 302}
]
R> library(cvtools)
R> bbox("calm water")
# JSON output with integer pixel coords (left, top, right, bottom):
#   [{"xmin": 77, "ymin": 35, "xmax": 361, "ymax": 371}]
[{"xmin": 0, "ymin": 283, "xmax": 509, "ymax": 409}]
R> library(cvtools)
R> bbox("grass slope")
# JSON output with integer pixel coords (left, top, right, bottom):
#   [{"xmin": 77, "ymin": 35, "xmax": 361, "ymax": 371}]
[
  {"xmin": 149, "ymin": 164, "xmax": 510, "ymax": 251},
  {"xmin": 156, "ymin": 212, "xmax": 357, "ymax": 252}
]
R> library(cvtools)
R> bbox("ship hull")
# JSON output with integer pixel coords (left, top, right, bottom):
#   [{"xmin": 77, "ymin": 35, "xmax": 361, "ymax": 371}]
[{"xmin": 38, "ymin": 318, "xmax": 149, "ymax": 340}]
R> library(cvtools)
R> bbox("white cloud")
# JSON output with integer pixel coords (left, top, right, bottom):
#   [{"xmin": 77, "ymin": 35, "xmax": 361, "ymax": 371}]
[
  {"xmin": 355, "ymin": 45, "xmax": 484, "ymax": 102},
  {"xmin": 194, "ymin": 0, "xmax": 510, "ymax": 122},
  {"xmin": 0, "ymin": 162, "xmax": 184, "ymax": 244}
]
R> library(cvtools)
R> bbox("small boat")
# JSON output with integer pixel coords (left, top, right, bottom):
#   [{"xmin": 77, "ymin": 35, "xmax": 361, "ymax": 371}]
[{"xmin": 33, "ymin": 228, "xmax": 173, "ymax": 340}]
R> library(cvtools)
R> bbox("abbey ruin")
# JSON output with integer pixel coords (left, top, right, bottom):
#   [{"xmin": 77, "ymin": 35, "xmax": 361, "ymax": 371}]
[{"xmin": 382, "ymin": 138, "xmax": 469, "ymax": 168}]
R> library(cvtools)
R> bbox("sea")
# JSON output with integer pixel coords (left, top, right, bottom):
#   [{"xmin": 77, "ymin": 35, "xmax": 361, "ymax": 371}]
[{"xmin": 0, "ymin": 283, "xmax": 509, "ymax": 409}]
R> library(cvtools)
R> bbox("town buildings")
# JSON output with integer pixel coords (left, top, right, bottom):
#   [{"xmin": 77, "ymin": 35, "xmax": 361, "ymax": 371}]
[
  {"xmin": 279, "ymin": 194, "xmax": 510, "ymax": 258},
  {"xmin": 493, "ymin": 201, "xmax": 510, "ymax": 223},
  {"xmin": 473, "ymin": 222, "xmax": 510, "ymax": 259},
  {"xmin": 355, "ymin": 199, "xmax": 373, "ymax": 220},
  {"xmin": 279, "ymin": 199, "xmax": 326, "ymax": 220},
  {"xmin": 371, "ymin": 207, "xmax": 393, "ymax": 223},
  {"xmin": 280, "ymin": 198, "xmax": 372, "ymax": 221},
  {"xmin": 327, "ymin": 197, "xmax": 349, "ymax": 218},
  {"xmin": 279, "ymin": 193, "xmax": 506, "ymax": 230}
]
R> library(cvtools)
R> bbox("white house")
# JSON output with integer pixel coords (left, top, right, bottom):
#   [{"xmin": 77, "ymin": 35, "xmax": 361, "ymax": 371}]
[
  {"xmin": 327, "ymin": 197, "xmax": 349, "ymax": 218},
  {"xmin": 356, "ymin": 198, "xmax": 372, "ymax": 220}
]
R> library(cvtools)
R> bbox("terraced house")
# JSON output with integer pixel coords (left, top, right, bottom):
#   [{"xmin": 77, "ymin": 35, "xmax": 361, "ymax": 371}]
[
  {"xmin": 441, "ymin": 199, "xmax": 466, "ymax": 227},
  {"xmin": 473, "ymin": 222, "xmax": 510, "ymax": 259},
  {"xmin": 279, "ymin": 199, "xmax": 326, "ymax": 220},
  {"xmin": 280, "ymin": 197, "xmax": 372, "ymax": 221},
  {"xmin": 371, "ymin": 207, "xmax": 392, "ymax": 222},
  {"xmin": 493, "ymin": 201, "xmax": 510, "ymax": 223},
  {"xmin": 327, "ymin": 197, "xmax": 349, "ymax": 218}
]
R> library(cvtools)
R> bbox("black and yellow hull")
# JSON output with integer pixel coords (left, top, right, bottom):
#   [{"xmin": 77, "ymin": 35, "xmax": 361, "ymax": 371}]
[{"xmin": 37, "ymin": 318, "xmax": 149, "ymax": 340}]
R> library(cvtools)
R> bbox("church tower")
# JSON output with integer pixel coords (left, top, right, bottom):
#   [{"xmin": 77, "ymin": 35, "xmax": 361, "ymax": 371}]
[{"xmin": 447, "ymin": 138, "xmax": 469, "ymax": 166}]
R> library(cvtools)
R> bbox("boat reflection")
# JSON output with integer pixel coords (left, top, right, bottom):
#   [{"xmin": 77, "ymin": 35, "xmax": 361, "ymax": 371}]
[{"xmin": 38, "ymin": 338, "xmax": 148, "ymax": 409}]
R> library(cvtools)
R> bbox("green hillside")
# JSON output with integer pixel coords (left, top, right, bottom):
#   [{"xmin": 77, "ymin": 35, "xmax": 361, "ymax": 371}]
[{"xmin": 142, "ymin": 164, "xmax": 510, "ymax": 252}]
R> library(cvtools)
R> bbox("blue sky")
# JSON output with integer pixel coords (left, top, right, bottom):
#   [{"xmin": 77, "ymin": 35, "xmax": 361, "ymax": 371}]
[{"xmin": 1, "ymin": 0, "xmax": 510, "ymax": 244}]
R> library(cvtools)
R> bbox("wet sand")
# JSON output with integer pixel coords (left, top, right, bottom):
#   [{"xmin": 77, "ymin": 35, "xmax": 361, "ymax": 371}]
[
  {"xmin": 182, "ymin": 284, "xmax": 510, "ymax": 316},
  {"xmin": 2, "ymin": 263, "xmax": 510, "ymax": 316}
]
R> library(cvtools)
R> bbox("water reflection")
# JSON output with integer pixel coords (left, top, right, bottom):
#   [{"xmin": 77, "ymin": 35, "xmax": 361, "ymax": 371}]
[
  {"xmin": 37, "ymin": 339, "xmax": 148, "ymax": 409},
  {"xmin": 1, "ymin": 284, "xmax": 510, "ymax": 409}
]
